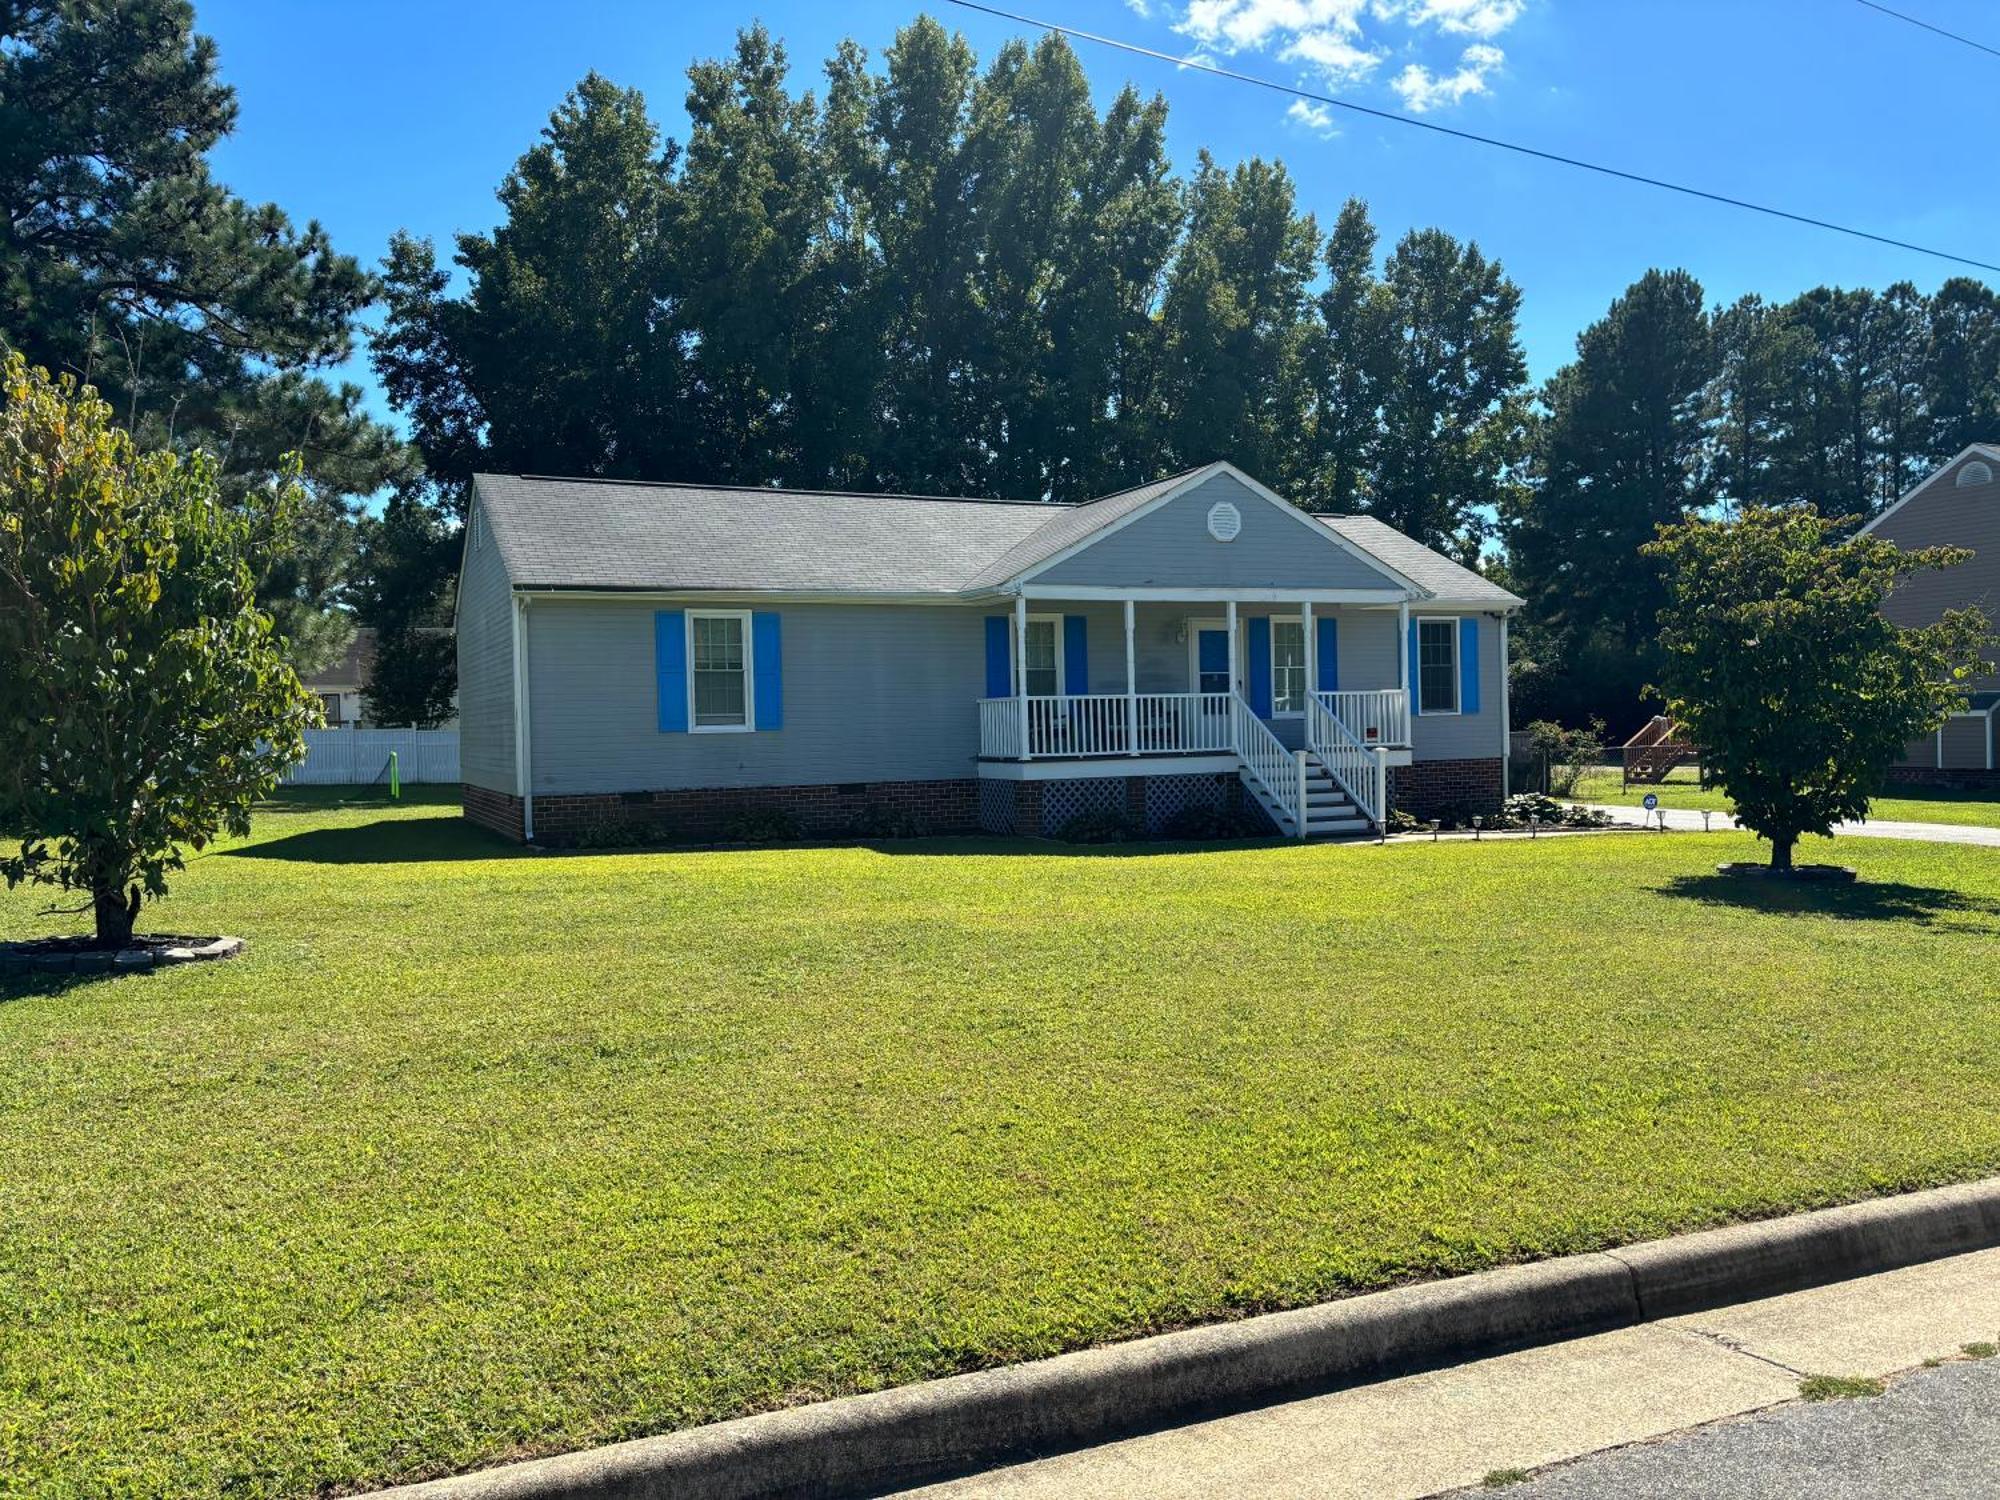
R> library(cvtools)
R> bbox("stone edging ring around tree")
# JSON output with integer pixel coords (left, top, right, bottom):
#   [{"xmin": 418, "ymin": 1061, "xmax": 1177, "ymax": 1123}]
[{"xmin": 0, "ymin": 935, "xmax": 246, "ymax": 973}]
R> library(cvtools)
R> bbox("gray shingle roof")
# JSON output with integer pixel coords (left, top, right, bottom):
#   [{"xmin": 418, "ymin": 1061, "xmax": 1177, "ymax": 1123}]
[
  {"xmin": 1320, "ymin": 516, "xmax": 1522, "ymax": 606},
  {"xmin": 472, "ymin": 468, "xmax": 1520, "ymax": 607},
  {"xmin": 475, "ymin": 473, "xmax": 1056, "ymax": 594}
]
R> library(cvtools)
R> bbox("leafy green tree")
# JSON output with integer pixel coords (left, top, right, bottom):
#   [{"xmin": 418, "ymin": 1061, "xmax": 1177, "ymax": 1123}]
[
  {"xmin": 1924, "ymin": 277, "xmax": 2000, "ymax": 459},
  {"xmin": 375, "ymin": 74, "xmax": 689, "ymax": 503},
  {"xmin": 1506, "ymin": 269, "xmax": 1714, "ymax": 726},
  {"xmin": 1368, "ymin": 227, "xmax": 1528, "ymax": 554},
  {"xmin": 1646, "ymin": 505, "xmax": 1989, "ymax": 870},
  {"xmin": 1298, "ymin": 198, "xmax": 1392, "ymax": 512},
  {"xmin": 0, "ymin": 356, "xmax": 315, "ymax": 945},
  {"xmin": 0, "ymin": 0, "xmax": 408, "ymax": 669},
  {"xmin": 1159, "ymin": 152, "xmax": 1317, "ymax": 480},
  {"xmin": 675, "ymin": 26, "xmax": 832, "ymax": 484},
  {"xmin": 351, "ymin": 483, "xmax": 460, "ymax": 726}
]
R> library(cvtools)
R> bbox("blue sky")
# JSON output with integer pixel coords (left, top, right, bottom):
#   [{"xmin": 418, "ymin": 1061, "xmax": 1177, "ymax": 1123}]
[{"xmin": 202, "ymin": 0, "xmax": 1998, "ymax": 433}]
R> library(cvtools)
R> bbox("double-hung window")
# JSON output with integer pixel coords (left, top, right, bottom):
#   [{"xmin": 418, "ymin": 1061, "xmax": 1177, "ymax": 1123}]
[
  {"xmin": 690, "ymin": 610, "xmax": 752, "ymax": 730},
  {"xmin": 1018, "ymin": 617, "xmax": 1060, "ymax": 697},
  {"xmin": 1417, "ymin": 618, "xmax": 1459, "ymax": 715},
  {"xmin": 1270, "ymin": 619, "xmax": 1307, "ymax": 716}
]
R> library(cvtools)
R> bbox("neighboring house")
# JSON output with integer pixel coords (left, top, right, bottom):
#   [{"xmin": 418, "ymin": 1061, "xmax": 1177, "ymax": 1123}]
[
  {"xmin": 300, "ymin": 629, "xmax": 375, "ymax": 729},
  {"xmin": 1861, "ymin": 444, "xmax": 2000, "ymax": 782},
  {"xmin": 299, "ymin": 627, "xmax": 459, "ymax": 731},
  {"xmin": 456, "ymin": 461, "xmax": 1521, "ymax": 845}
]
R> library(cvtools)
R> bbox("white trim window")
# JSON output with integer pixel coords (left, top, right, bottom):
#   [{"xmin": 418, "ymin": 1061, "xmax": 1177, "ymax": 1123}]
[
  {"xmin": 1417, "ymin": 617, "xmax": 1460, "ymax": 716},
  {"xmin": 1014, "ymin": 614, "xmax": 1062, "ymax": 697},
  {"xmin": 1271, "ymin": 617, "xmax": 1306, "ymax": 716},
  {"xmin": 689, "ymin": 609, "xmax": 754, "ymax": 731}
]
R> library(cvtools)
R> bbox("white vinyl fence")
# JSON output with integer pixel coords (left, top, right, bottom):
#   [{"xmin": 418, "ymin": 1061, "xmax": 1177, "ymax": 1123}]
[{"xmin": 281, "ymin": 728, "xmax": 460, "ymax": 786}]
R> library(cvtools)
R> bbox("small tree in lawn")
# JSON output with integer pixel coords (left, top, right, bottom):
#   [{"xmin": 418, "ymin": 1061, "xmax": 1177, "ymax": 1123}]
[
  {"xmin": 1645, "ymin": 505, "xmax": 1990, "ymax": 871},
  {"xmin": 0, "ymin": 357, "xmax": 317, "ymax": 946}
]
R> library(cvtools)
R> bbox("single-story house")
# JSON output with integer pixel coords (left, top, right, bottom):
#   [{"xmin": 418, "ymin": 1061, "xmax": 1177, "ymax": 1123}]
[
  {"xmin": 300, "ymin": 626, "xmax": 459, "ymax": 731},
  {"xmin": 1862, "ymin": 444, "xmax": 2000, "ymax": 783},
  {"xmin": 456, "ymin": 462, "xmax": 1521, "ymax": 845}
]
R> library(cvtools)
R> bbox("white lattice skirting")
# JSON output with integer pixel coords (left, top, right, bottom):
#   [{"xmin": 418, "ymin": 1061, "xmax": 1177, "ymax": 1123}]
[
  {"xmin": 977, "ymin": 778, "xmax": 1016, "ymax": 835},
  {"xmin": 1142, "ymin": 773, "xmax": 1229, "ymax": 834}
]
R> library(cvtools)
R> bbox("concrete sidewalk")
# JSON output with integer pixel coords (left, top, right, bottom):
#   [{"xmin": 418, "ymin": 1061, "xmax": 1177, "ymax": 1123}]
[
  {"xmin": 1582, "ymin": 802, "xmax": 2000, "ymax": 847},
  {"xmin": 898, "ymin": 1247, "xmax": 2000, "ymax": 1500}
]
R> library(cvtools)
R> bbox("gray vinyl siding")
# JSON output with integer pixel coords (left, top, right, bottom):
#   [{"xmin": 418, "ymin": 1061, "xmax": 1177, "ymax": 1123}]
[
  {"xmin": 1942, "ymin": 714, "xmax": 1992, "ymax": 770},
  {"xmin": 525, "ymin": 598, "xmax": 988, "ymax": 793},
  {"xmin": 1033, "ymin": 472, "xmax": 1400, "ymax": 592},
  {"xmin": 455, "ymin": 502, "xmax": 516, "ymax": 794},
  {"xmin": 1409, "ymin": 611, "xmax": 1507, "ymax": 762},
  {"xmin": 1873, "ymin": 455, "xmax": 2000, "ymax": 694}
]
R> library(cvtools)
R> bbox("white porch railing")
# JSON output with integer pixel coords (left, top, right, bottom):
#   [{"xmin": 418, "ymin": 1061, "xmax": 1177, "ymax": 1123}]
[
  {"xmin": 1232, "ymin": 693, "xmax": 1305, "ymax": 836},
  {"xmin": 977, "ymin": 693, "xmax": 1234, "ymax": 759},
  {"xmin": 1307, "ymin": 694, "xmax": 1389, "ymax": 829},
  {"xmin": 1316, "ymin": 689, "xmax": 1409, "ymax": 748}
]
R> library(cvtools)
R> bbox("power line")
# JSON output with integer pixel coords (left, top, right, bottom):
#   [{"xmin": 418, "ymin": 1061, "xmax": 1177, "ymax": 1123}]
[
  {"xmin": 1855, "ymin": 0, "xmax": 2000, "ymax": 61},
  {"xmin": 941, "ymin": 0, "xmax": 2000, "ymax": 276}
]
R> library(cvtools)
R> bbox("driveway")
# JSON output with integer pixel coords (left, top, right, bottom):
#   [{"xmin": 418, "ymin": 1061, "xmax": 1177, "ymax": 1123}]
[{"xmin": 1581, "ymin": 804, "xmax": 2000, "ymax": 848}]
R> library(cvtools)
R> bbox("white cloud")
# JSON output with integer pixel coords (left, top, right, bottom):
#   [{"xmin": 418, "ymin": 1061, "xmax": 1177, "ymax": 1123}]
[
  {"xmin": 1287, "ymin": 98, "xmax": 1340, "ymax": 136},
  {"xmin": 1179, "ymin": 0, "xmax": 1372, "ymax": 55},
  {"xmin": 1159, "ymin": 0, "xmax": 1525, "ymax": 110},
  {"xmin": 1280, "ymin": 27, "xmax": 1383, "ymax": 84},
  {"xmin": 1125, "ymin": 0, "xmax": 1154, "ymax": 17},
  {"xmin": 1390, "ymin": 41, "xmax": 1503, "ymax": 111},
  {"xmin": 1378, "ymin": 0, "xmax": 1524, "ymax": 38}
]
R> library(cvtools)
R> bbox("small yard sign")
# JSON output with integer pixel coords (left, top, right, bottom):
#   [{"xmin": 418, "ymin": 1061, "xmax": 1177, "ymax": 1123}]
[{"xmin": 1642, "ymin": 793, "xmax": 1659, "ymax": 812}]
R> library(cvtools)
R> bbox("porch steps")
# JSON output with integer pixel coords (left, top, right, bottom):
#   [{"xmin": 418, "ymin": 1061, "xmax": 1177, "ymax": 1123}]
[{"xmin": 1241, "ymin": 763, "xmax": 1373, "ymax": 838}]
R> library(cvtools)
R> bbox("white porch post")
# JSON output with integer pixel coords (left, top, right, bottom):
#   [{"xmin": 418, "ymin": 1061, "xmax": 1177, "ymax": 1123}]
[
  {"xmin": 1989, "ymin": 707, "xmax": 1996, "ymax": 772},
  {"xmin": 1301, "ymin": 600, "xmax": 1314, "ymax": 711},
  {"xmin": 1225, "ymin": 600, "xmax": 1239, "ymax": 697},
  {"xmin": 1398, "ymin": 600, "xmax": 1410, "ymax": 700},
  {"xmin": 1937, "ymin": 726, "xmax": 1945, "ymax": 769},
  {"xmin": 1015, "ymin": 593, "xmax": 1030, "ymax": 762},
  {"xmin": 1124, "ymin": 597, "xmax": 1138, "ymax": 755}
]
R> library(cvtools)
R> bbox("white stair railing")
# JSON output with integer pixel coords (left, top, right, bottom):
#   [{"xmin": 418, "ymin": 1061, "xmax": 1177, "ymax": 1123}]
[
  {"xmin": 1307, "ymin": 693, "xmax": 1390, "ymax": 829},
  {"xmin": 1232, "ymin": 694, "xmax": 1304, "ymax": 836},
  {"xmin": 1315, "ymin": 689, "xmax": 1410, "ymax": 749}
]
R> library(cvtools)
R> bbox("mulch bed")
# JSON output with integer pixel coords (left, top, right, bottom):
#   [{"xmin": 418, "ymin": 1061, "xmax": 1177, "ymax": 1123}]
[
  {"xmin": 1715, "ymin": 862, "xmax": 1858, "ymax": 884},
  {"xmin": 0, "ymin": 935, "xmax": 246, "ymax": 973}
]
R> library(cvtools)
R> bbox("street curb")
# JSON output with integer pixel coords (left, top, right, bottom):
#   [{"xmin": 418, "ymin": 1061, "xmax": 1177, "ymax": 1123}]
[{"xmin": 373, "ymin": 1176, "xmax": 2000, "ymax": 1500}]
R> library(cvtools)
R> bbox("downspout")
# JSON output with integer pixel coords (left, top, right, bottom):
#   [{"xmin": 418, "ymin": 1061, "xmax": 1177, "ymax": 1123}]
[
  {"xmin": 512, "ymin": 592, "xmax": 534, "ymax": 843},
  {"xmin": 1499, "ymin": 613, "xmax": 1511, "ymax": 795}
]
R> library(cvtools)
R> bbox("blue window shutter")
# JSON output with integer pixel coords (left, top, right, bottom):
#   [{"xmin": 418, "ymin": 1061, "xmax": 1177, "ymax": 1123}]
[
  {"xmin": 1459, "ymin": 617, "xmax": 1480, "ymax": 715},
  {"xmin": 1316, "ymin": 616, "xmax": 1339, "ymax": 693},
  {"xmin": 655, "ymin": 610, "xmax": 688, "ymax": 732},
  {"xmin": 1247, "ymin": 616, "xmax": 1272, "ymax": 717},
  {"xmin": 752, "ymin": 611, "xmax": 783, "ymax": 729},
  {"xmin": 1408, "ymin": 619, "xmax": 1421, "ymax": 717},
  {"xmin": 985, "ymin": 617, "xmax": 1011, "ymax": 697},
  {"xmin": 1063, "ymin": 614, "xmax": 1088, "ymax": 695}
]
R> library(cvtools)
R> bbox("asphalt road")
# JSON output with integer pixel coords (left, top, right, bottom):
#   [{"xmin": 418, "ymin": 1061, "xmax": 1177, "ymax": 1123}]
[{"xmin": 1500, "ymin": 1357, "xmax": 2000, "ymax": 1499}]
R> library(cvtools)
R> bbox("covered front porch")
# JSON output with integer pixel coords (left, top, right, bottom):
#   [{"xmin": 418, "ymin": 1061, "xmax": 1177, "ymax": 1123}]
[{"xmin": 974, "ymin": 591, "xmax": 1416, "ymax": 835}]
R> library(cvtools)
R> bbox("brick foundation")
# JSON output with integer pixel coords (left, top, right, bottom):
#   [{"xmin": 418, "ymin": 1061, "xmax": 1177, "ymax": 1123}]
[
  {"xmin": 461, "ymin": 783, "xmax": 525, "ymax": 841},
  {"xmin": 467, "ymin": 778, "xmax": 982, "ymax": 847},
  {"xmin": 1388, "ymin": 757, "xmax": 1505, "ymax": 820},
  {"xmin": 1888, "ymin": 766, "xmax": 2000, "ymax": 790}
]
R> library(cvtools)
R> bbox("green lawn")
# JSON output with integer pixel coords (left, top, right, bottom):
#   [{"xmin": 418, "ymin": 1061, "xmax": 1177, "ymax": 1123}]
[
  {"xmin": 1571, "ymin": 765, "xmax": 2000, "ymax": 827},
  {"xmin": 5, "ymin": 792, "xmax": 2000, "ymax": 1497}
]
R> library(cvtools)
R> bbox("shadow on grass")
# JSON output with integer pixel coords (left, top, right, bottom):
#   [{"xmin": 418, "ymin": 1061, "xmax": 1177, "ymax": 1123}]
[
  {"xmin": 1656, "ymin": 872, "xmax": 2000, "ymax": 927},
  {"xmin": 0, "ymin": 969, "xmax": 111, "ymax": 1005},
  {"xmin": 227, "ymin": 815, "xmax": 528, "ymax": 864}
]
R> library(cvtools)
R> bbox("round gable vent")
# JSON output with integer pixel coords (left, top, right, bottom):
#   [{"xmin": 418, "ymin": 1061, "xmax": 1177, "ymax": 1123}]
[
  {"xmin": 1957, "ymin": 460, "xmax": 1994, "ymax": 488},
  {"xmin": 1207, "ymin": 500, "xmax": 1242, "ymax": 542}
]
